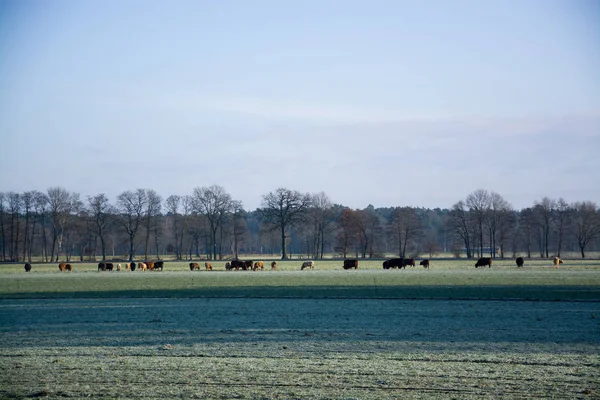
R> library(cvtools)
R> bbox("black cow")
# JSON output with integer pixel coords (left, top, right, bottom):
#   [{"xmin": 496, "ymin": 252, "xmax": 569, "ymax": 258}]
[
  {"xmin": 130, "ymin": 262, "xmax": 136, "ymax": 272},
  {"xmin": 98, "ymin": 262, "xmax": 114, "ymax": 271},
  {"xmin": 516, "ymin": 257, "xmax": 524, "ymax": 267},
  {"xmin": 343, "ymin": 259, "xmax": 358, "ymax": 269},
  {"xmin": 153, "ymin": 261, "xmax": 164, "ymax": 271},
  {"xmin": 402, "ymin": 258, "xmax": 416, "ymax": 267},
  {"xmin": 475, "ymin": 257, "xmax": 492, "ymax": 268},
  {"xmin": 419, "ymin": 259, "xmax": 430, "ymax": 268},
  {"xmin": 383, "ymin": 258, "xmax": 404, "ymax": 269},
  {"xmin": 24, "ymin": 263, "xmax": 32, "ymax": 272},
  {"xmin": 190, "ymin": 262, "xmax": 200, "ymax": 271},
  {"xmin": 230, "ymin": 260, "xmax": 246, "ymax": 270}
]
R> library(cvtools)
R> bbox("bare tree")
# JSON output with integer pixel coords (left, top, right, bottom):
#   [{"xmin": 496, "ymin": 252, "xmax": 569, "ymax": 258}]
[
  {"xmin": 466, "ymin": 189, "xmax": 491, "ymax": 257},
  {"xmin": 259, "ymin": 188, "xmax": 312, "ymax": 260},
  {"xmin": 229, "ymin": 200, "xmax": 247, "ymax": 259},
  {"xmin": 7, "ymin": 192, "xmax": 22, "ymax": 261},
  {"xmin": 87, "ymin": 193, "xmax": 115, "ymax": 261},
  {"xmin": 192, "ymin": 185, "xmax": 233, "ymax": 260},
  {"xmin": 554, "ymin": 198, "xmax": 571, "ymax": 257},
  {"xmin": 166, "ymin": 195, "xmax": 184, "ymax": 260},
  {"xmin": 387, "ymin": 207, "xmax": 422, "ymax": 258},
  {"xmin": 116, "ymin": 189, "xmax": 146, "ymax": 261},
  {"xmin": 143, "ymin": 189, "xmax": 162, "ymax": 260},
  {"xmin": 334, "ymin": 208, "xmax": 360, "ymax": 258},
  {"xmin": 0, "ymin": 193, "xmax": 6, "ymax": 261},
  {"xmin": 47, "ymin": 187, "xmax": 80, "ymax": 262},
  {"xmin": 533, "ymin": 197, "xmax": 556, "ymax": 258},
  {"xmin": 20, "ymin": 192, "xmax": 35, "ymax": 262},
  {"xmin": 33, "ymin": 191, "xmax": 49, "ymax": 262},
  {"xmin": 449, "ymin": 201, "xmax": 474, "ymax": 258},
  {"xmin": 486, "ymin": 192, "xmax": 512, "ymax": 257},
  {"xmin": 496, "ymin": 209, "xmax": 516, "ymax": 258},
  {"xmin": 309, "ymin": 192, "xmax": 336, "ymax": 259},
  {"xmin": 519, "ymin": 208, "xmax": 536, "ymax": 258},
  {"xmin": 572, "ymin": 201, "xmax": 600, "ymax": 258}
]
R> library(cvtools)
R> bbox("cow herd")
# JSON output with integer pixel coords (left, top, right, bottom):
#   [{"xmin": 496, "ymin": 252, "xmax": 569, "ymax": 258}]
[{"xmin": 22, "ymin": 256, "xmax": 567, "ymax": 273}]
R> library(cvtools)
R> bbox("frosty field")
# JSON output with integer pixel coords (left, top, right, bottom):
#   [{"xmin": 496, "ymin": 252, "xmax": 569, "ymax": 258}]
[{"xmin": 1, "ymin": 262, "xmax": 599, "ymax": 399}]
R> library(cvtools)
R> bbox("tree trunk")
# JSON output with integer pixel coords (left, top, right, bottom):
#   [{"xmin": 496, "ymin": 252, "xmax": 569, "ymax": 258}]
[{"xmin": 281, "ymin": 222, "xmax": 287, "ymax": 260}]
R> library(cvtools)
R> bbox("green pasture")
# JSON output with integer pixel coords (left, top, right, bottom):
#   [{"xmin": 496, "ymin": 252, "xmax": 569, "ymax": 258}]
[
  {"xmin": 1, "ymin": 258, "xmax": 600, "ymax": 301},
  {"xmin": 3, "ymin": 256, "xmax": 600, "ymax": 272}
]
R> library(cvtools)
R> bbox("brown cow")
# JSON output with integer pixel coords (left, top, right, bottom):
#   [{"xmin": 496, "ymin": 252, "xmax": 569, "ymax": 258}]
[
  {"xmin": 403, "ymin": 258, "xmax": 416, "ymax": 267},
  {"xmin": 138, "ymin": 262, "xmax": 147, "ymax": 271},
  {"xmin": 419, "ymin": 259, "xmax": 430, "ymax": 268},
  {"xmin": 204, "ymin": 262, "xmax": 212, "ymax": 271},
  {"xmin": 190, "ymin": 262, "xmax": 200, "ymax": 271},
  {"xmin": 271, "ymin": 261, "xmax": 278, "ymax": 270},
  {"xmin": 475, "ymin": 257, "xmax": 492, "ymax": 268},
  {"xmin": 553, "ymin": 257, "xmax": 563, "ymax": 268},
  {"xmin": 145, "ymin": 261, "xmax": 155, "ymax": 271},
  {"xmin": 58, "ymin": 262, "xmax": 68, "ymax": 272},
  {"xmin": 301, "ymin": 261, "xmax": 315, "ymax": 270},
  {"xmin": 24, "ymin": 263, "xmax": 32, "ymax": 272},
  {"xmin": 343, "ymin": 259, "xmax": 358, "ymax": 269},
  {"xmin": 116, "ymin": 264, "xmax": 122, "ymax": 271},
  {"xmin": 253, "ymin": 261, "xmax": 264, "ymax": 271},
  {"xmin": 516, "ymin": 257, "xmax": 524, "ymax": 267}
]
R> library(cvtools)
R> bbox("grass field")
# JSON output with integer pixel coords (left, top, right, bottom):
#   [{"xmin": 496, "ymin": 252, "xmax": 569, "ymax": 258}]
[{"xmin": 1, "ymin": 259, "xmax": 599, "ymax": 399}]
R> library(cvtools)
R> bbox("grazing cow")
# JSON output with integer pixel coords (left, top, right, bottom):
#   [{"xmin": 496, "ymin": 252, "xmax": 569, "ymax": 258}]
[
  {"xmin": 383, "ymin": 258, "xmax": 404, "ymax": 269},
  {"xmin": 420, "ymin": 259, "xmax": 430, "ymax": 268},
  {"xmin": 24, "ymin": 263, "xmax": 32, "ymax": 272},
  {"xmin": 58, "ymin": 262, "xmax": 68, "ymax": 272},
  {"xmin": 343, "ymin": 259, "xmax": 358, "ymax": 270},
  {"xmin": 145, "ymin": 261, "xmax": 155, "ymax": 271},
  {"xmin": 244, "ymin": 260, "xmax": 254, "ymax": 270},
  {"xmin": 271, "ymin": 261, "xmax": 278, "ymax": 270},
  {"xmin": 230, "ymin": 260, "xmax": 246, "ymax": 270},
  {"xmin": 190, "ymin": 262, "xmax": 200, "ymax": 271},
  {"xmin": 253, "ymin": 261, "xmax": 264, "ymax": 271},
  {"xmin": 516, "ymin": 257, "xmax": 524, "ymax": 267},
  {"xmin": 553, "ymin": 257, "xmax": 563, "ymax": 268},
  {"xmin": 98, "ymin": 262, "xmax": 114, "ymax": 271},
  {"xmin": 204, "ymin": 262, "xmax": 212, "ymax": 271},
  {"xmin": 402, "ymin": 258, "xmax": 416, "ymax": 267},
  {"xmin": 138, "ymin": 262, "xmax": 147, "ymax": 271},
  {"xmin": 225, "ymin": 262, "xmax": 232, "ymax": 271},
  {"xmin": 117, "ymin": 264, "xmax": 122, "ymax": 271},
  {"xmin": 301, "ymin": 261, "xmax": 315, "ymax": 270},
  {"xmin": 475, "ymin": 257, "xmax": 492, "ymax": 268}
]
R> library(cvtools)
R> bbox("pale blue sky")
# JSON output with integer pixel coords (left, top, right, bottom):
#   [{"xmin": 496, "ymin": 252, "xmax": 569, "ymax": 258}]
[{"xmin": 1, "ymin": 0, "xmax": 599, "ymax": 210}]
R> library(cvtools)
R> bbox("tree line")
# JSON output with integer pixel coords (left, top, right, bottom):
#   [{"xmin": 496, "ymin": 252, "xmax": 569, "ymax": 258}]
[{"xmin": 1, "ymin": 186, "xmax": 599, "ymax": 263}]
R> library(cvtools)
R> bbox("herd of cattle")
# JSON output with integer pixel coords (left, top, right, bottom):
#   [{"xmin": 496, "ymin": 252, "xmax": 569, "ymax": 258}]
[{"xmin": 22, "ymin": 256, "xmax": 566, "ymax": 273}]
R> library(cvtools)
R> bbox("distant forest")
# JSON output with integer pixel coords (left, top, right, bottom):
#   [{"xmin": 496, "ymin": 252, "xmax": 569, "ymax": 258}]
[{"xmin": 1, "ymin": 186, "xmax": 599, "ymax": 263}]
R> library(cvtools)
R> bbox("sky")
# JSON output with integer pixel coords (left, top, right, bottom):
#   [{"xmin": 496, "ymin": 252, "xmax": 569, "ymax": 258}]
[{"xmin": 1, "ymin": 0, "xmax": 599, "ymax": 211}]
